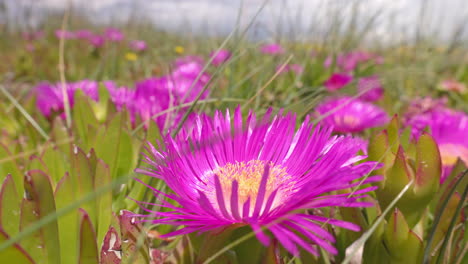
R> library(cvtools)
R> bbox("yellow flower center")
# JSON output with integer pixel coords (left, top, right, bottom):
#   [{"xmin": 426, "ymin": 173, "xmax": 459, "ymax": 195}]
[
  {"xmin": 439, "ymin": 143, "xmax": 468, "ymax": 166},
  {"xmin": 208, "ymin": 160, "xmax": 293, "ymax": 217},
  {"xmin": 335, "ymin": 115, "xmax": 359, "ymax": 128}
]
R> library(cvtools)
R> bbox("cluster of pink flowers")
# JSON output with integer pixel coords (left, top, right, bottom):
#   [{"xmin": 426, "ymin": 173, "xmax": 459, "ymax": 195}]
[
  {"xmin": 324, "ymin": 51, "xmax": 383, "ymax": 72},
  {"xmin": 54, "ymin": 28, "xmax": 146, "ymax": 51},
  {"xmin": 35, "ymin": 56, "xmax": 210, "ymax": 132}
]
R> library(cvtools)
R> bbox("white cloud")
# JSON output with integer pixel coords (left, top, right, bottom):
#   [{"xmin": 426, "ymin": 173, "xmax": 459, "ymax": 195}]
[{"xmin": 8, "ymin": 0, "xmax": 468, "ymax": 41}]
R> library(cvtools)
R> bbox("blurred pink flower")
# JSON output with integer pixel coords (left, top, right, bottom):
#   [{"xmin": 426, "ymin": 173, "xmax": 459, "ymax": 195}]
[
  {"xmin": 358, "ymin": 76, "xmax": 384, "ymax": 102},
  {"xmin": 129, "ymin": 40, "xmax": 147, "ymax": 52},
  {"xmin": 88, "ymin": 34, "xmax": 105, "ymax": 48},
  {"xmin": 75, "ymin": 29, "xmax": 94, "ymax": 39},
  {"xmin": 260, "ymin": 43, "xmax": 284, "ymax": 55},
  {"xmin": 209, "ymin": 49, "xmax": 232, "ymax": 66},
  {"xmin": 439, "ymin": 79, "xmax": 467, "ymax": 94},
  {"xmin": 324, "ymin": 73, "xmax": 353, "ymax": 91},
  {"xmin": 104, "ymin": 27, "xmax": 124, "ymax": 42},
  {"xmin": 55, "ymin": 30, "xmax": 76, "ymax": 39}
]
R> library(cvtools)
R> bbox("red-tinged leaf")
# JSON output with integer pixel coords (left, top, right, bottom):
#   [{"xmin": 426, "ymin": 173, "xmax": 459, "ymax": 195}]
[
  {"xmin": 19, "ymin": 196, "xmax": 44, "ymax": 262},
  {"xmin": 414, "ymin": 133, "xmax": 441, "ymax": 199},
  {"xmin": 119, "ymin": 210, "xmax": 150, "ymax": 263},
  {"xmin": 95, "ymin": 159, "xmax": 113, "ymax": 247},
  {"xmin": 78, "ymin": 209, "xmax": 99, "ymax": 264},
  {"xmin": 70, "ymin": 146, "xmax": 97, "ymax": 227},
  {"xmin": 0, "ymin": 228, "xmax": 35, "ymax": 264},
  {"xmin": 54, "ymin": 173, "xmax": 78, "ymax": 264},
  {"xmin": 378, "ymin": 146, "xmax": 412, "ymax": 209},
  {"xmin": 0, "ymin": 143, "xmax": 23, "ymax": 194},
  {"xmin": 100, "ymin": 226, "xmax": 121, "ymax": 264},
  {"xmin": 23, "ymin": 170, "xmax": 61, "ymax": 264},
  {"xmin": 384, "ymin": 209, "xmax": 409, "ymax": 255},
  {"xmin": 0, "ymin": 174, "xmax": 21, "ymax": 236}
]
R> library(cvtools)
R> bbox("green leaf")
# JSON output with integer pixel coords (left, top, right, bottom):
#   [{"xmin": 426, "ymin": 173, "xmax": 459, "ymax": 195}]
[
  {"xmin": 0, "ymin": 143, "xmax": 23, "ymax": 194},
  {"xmin": 94, "ymin": 113, "xmax": 134, "ymax": 180},
  {"xmin": 0, "ymin": 174, "xmax": 21, "ymax": 237},
  {"xmin": 70, "ymin": 146, "xmax": 98, "ymax": 227},
  {"xmin": 378, "ymin": 146, "xmax": 412, "ymax": 210},
  {"xmin": 72, "ymin": 90, "xmax": 98, "ymax": 150},
  {"xmin": 54, "ymin": 173, "xmax": 78, "ymax": 264},
  {"xmin": 413, "ymin": 133, "xmax": 441, "ymax": 200},
  {"xmin": 50, "ymin": 117, "xmax": 71, "ymax": 154},
  {"xmin": 41, "ymin": 144, "xmax": 69, "ymax": 185},
  {"xmin": 94, "ymin": 159, "xmax": 113, "ymax": 248},
  {"xmin": 0, "ymin": 228, "xmax": 35, "ymax": 264},
  {"xmin": 23, "ymin": 170, "xmax": 61, "ymax": 264},
  {"xmin": 367, "ymin": 130, "xmax": 390, "ymax": 179},
  {"xmin": 387, "ymin": 115, "xmax": 400, "ymax": 153},
  {"xmin": 78, "ymin": 209, "xmax": 99, "ymax": 264}
]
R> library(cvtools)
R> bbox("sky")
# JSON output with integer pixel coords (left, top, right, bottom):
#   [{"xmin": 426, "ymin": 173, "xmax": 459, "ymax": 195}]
[{"xmin": 4, "ymin": 0, "xmax": 468, "ymax": 42}]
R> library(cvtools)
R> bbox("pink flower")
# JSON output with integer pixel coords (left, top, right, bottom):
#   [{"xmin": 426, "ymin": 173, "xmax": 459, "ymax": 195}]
[
  {"xmin": 104, "ymin": 28, "xmax": 124, "ymax": 42},
  {"xmin": 129, "ymin": 40, "xmax": 147, "ymax": 52},
  {"xmin": 439, "ymin": 79, "xmax": 467, "ymax": 94},
  {"xmin": 134, "ymin": 107, "xmax": 382, "ymax": 256},
  {"xmin": 55, "ymin": 30, "xmax": 75, "ymax": 39},
  {"xmin": 88, "ymin": 34, "xmax": 105, "ymax": 48},
  {"xmin": 358, "ymin": 76, "xmax": 384, "ymax": 102},
  {"xmin": 209, "ymin": 49, "xmax": 232, "ymax": 66},
  {"xmin": 324, "ymin": 73, "xmax": 353, "ymax": 91},
  {"xmin": 260, "ymin": 44, "xmax": 284, "ymax": 55}
]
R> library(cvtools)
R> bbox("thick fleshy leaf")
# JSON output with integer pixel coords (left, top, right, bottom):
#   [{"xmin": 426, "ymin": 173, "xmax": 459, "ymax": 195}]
[
  {"xmin": 50, "ymin": 116, "xmax": 70, "ymax": 154},
  {"xmin": 78, "ymin": 209, "xmax": 99, "ymax": 264},
  {"xmin": 19, "ymin": 197, "xmax": 44, "ymax": 262},
  {"xmin": 0, "ymin": 174, "xmax": 21, "ymax": 236},
  {"xmin": 386, "ymin": 115, "xmax": 400, "ymax": 153},
  {"xmin": 40, "ymin": 144, "xmax": 68, "ymax": 185},
  {"xmin": 119, "ymin": 210, "xmax": 150, "ymax": 263},
  {"xmin": 22, "ymin": 170, "xmax": 61, "ymax": 264},
  {"xmin": 0, "ymin": 228, "xmax": 35, "ymax": 264},
  {"xmin": 73, "ymin": 90, "xmax": 98, "ymax": 150},
  {"xmin": 94, "ymin": 113, "xmax": 134, "ymax": 180},
  {"xmin": 367, "ymin": 130, "xmax": 390, "ymax": 179},
  {"xmin": 383, "ymin": 209, "xmax": 409, "ymax": 256},
  {"xmin": 413, "ymin": 133, "xmax": 440, "ymax": 199},
  {"xmin": 100, "ymin": 226, "xmax": 121, "ymax": 264},
  {"xmin": 0, "ymin": 143, "xmax": 23, "ymax": 193},
  {"xmin": 95, "ymin": 159, "xmax": 112, "ymax": 247},
  {"xmin": 70, "ymin": 146, "xmax": 98, "ymax": 227},
  {"xmin": 431, "ymin": 193, "xmax": 463, "ymax": 255},
  {"xmin": 378, "ymin": 146, "xmax": 412, "ymax": 210},
  {"xmin": 54, "ymin": 173, "xmax": 78, "ymax": 264}
]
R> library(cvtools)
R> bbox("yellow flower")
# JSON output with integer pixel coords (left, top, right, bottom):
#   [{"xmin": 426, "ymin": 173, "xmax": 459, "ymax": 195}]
[
  {"xmin": 125, "ymin": 52, "xmax": 138, "ymax": 61},
  {"xmin": 174, "ymin": 46, "xmax": 185, "ymax": 54}
]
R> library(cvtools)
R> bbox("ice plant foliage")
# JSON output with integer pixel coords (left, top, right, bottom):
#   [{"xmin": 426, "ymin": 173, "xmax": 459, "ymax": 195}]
[
  {"xmin": 316, "ymin": 97, "xmax": 390, "ymax": 133},
  {"xmin": 135, "ymin": 108, "xmax": 382, "ymax": 256}
]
